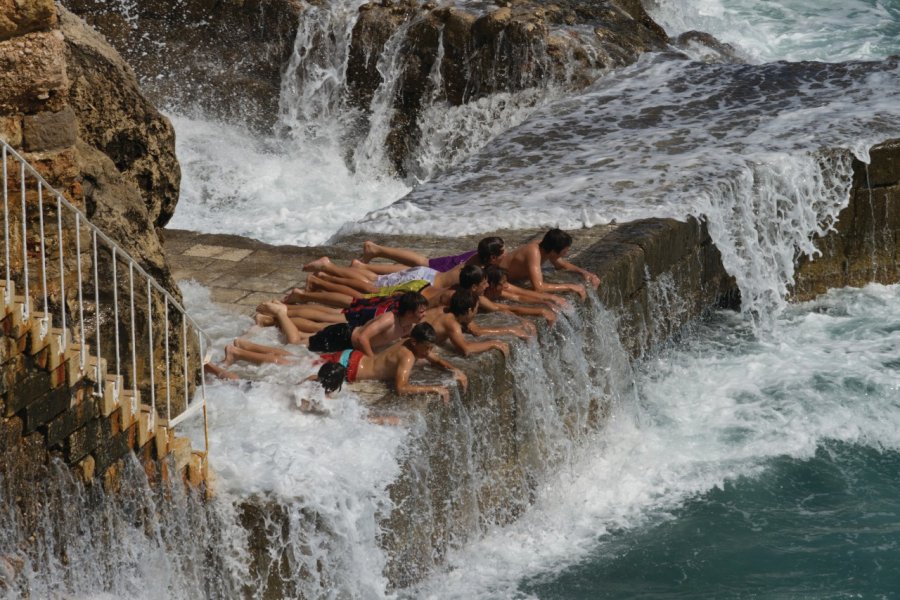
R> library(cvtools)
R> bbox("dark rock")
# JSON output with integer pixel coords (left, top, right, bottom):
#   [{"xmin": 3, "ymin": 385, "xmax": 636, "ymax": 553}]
[
  {"xmin": 22, "ymin": 383, "xmax": 71, "ymax": 434},
  {"xmin": 22, "ymin": 106, "xmax": 78, "ymax": 151}
]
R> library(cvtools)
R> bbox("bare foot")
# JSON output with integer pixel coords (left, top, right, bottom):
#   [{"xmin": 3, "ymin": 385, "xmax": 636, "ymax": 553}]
[
  {"xmin": 302, "ymin": 256, "xmax": 332, "ymax": 272},
  {"xmin": 361, "ymin": 240, "xmax": 379, "ymax": 263},
  {"xmin": 282, "ymin": 287, "xmax": 305, "ymax": 304},
  {"xmin": 205, "ymin": 362, "xmax": 239, "ymax": 381},
  {"xmin": 254, "ymin": 313, "xmax": 275, "ymax": 327},
  {"xmin": 306, "ymin": 274, "xmax": 322, "ymax": 292},
  {"xmin": 222, "ymin": 343, "xmax": 237, "ymax": 366},
  {"xmin": 350, "ymin": 258, "xmax": 366, "ymax": 269},
  {"xmin": 259, "ymin": 300, "xmax": 287, "ymax": 317}
]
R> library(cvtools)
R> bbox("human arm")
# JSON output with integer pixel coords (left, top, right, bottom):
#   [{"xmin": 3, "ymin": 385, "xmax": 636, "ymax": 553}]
[
  {"xmin": 502, "ymin": 283, "xmax": 569, "ymax": 309},
  {"xmin": 394, "ymin": 352, "xmax": 452, "ymax": 405},
  {"xmin": 525, "ymin": 246, "xmax": 587, "ymax": 299},
  {"xmin": 424, "ymin": 351, "xmax": 468, "ymax": 392},
  {"xmin": 447, "ymin": 321, "xmax": 510, "ymax": 357},
  {"xmin": 467, "ymin": 320, "xmax": 530, "ymax": 343},
  {"xmin": 353, "ymin": 314, "xmax": 394, "ymax": 357},
  {"xmin": 548, "ymin": 255, "xmax": 601, "ymax": 289}
]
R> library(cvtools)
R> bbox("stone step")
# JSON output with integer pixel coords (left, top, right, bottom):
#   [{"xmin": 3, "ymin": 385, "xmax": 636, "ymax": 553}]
[
  {"xmin": 100, "ymin": 373, "xmax": 120, "ymax": 417},
  {"xmin": 188, "ymin": 451, "xmax": 207, "ymax": 488},
  {"xmin": 171, "ymin": 436, "xmax": 193, "ymax": 473},
  {"xmin": 26, "ymin": 311, "xmax": 51, "ymax": 355},
  {"xmin": 0, "ymin": 280, "xmax": 14, "ymax": 316},
  {"xmin": 118, "ymin": 389, "xmax": 140, "ymax": 430},
  {"xmin": 137, "ymin": 404, "xmax": 155, "ymax": 448}
]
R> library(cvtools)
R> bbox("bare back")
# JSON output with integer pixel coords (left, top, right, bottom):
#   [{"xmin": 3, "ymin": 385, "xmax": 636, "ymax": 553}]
[
  {"xmin": 355, "ymin": 342, "xmax": 414, "ymax": 381},
  {"xmin": 500, "ymin": 241, "xmax": 542, "ymax": 282}
]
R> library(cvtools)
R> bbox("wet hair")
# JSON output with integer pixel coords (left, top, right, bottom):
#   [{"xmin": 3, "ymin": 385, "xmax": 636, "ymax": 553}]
[
  {"xmin": 476, "ymin": 236, "xmax": 505, "ymax": 265},
  {"xmin": 396, "ymin": 291, "xmax": 428, "ymax": 315},
  {"xmin": 458, "ymin": 264, "xmax": 485, "ymax": 290},
  {"xmin": 409, "ymin": 322, "xmax": 437, "ymax": 344},
  {"xmin": 484, "ymin": 265, "xmax": 507, "ymax": 288},
  {"xmin": 538, "ymin": 228, "xmax": 572, "ymax": 254},
  {"xmin": 446, "ymin": 289, "xmax": 479, "ymax": 316},
  {"xmin": 317, "ymin": 362, "xmax": 345, "ymax": 393}
]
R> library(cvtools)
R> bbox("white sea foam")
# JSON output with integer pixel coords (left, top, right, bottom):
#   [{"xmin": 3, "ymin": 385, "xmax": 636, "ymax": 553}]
[
  {"xmin": 646, "ymin": 0, "xmax": 900, "ymax": 63},
  {"xmin": 177, "ymin": 281, "xmax": 406, "ymax": 596},
  {"xmin": 350, "ymin": 56, "xmax": 900, "ymax": 316},
  {"xmin": 410, "ymin": 283, "xmax": 900, "ymax": 599},
  {"xmin": 166, "ymin": 113, "xmax": 410, "ymax": 246}
]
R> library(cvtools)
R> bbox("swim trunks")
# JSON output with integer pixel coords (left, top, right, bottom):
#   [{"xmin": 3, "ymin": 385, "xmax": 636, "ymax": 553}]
[
  {"xmin": 363, "ymin": 279, "xmax": 430, "ymax": 299},
  {"xmin": 374, "ymin": 266, "xmax": 438, "ymax": 288},
  {"xmin": 343, "ymin": 295, "xmax": 400, "ymax": 328},
  {"xmin": 318, "ymin": 348, "xmax": 363, "ymax": 383},
  {"xmin": 428, "ymin": 250, "xmax": 476, "ymax": 272},
  {"xmin": 308, "ymin": 323, "xmax": 353, "ymax": 353}
]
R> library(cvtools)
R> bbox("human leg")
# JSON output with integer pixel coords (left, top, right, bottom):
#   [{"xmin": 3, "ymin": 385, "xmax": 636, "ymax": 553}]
[{"xmin": 361, "ymin": 240, "xmax": 429, "ymax": 267}]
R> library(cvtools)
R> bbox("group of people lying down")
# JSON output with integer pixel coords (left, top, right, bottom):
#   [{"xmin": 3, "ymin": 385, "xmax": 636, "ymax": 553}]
[{"xmin": 206, "ymin": 228, "xmax": 601, "ymax": 409}]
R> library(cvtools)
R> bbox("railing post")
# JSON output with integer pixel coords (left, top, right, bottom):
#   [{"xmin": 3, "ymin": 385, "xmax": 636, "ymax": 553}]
[
  {"xmin": 93, "ymin": 230, "xmax": 102, "ymax": 396},
  {"xmin": 20, "ymin": 161, "xmax": 29, "ymax": 317},
  {"xmin": 75, "ymin": 213, "xmax": 86, "ymax": 371},
  {"xmin": 57, "ymin": 194, "xmax": 67, "ymax": 349},
  {"xmin": 37, "ymin": 180, "xmax": 49, "ymax": 338},
  {"xmin": 2, "ymin": 145, "xmax": 9, "ymax": 304},
  {"xmin": 129, "ymin": 261, "xmax": 137, "ymax": 417},
  {"xmin": 112, "ymin": 247, "xmax": 122, "ymax": 394},
  {"xmin": 147, "ymin": 278, "xmax": 156, "ymax": 429},
  {"xmin": 164, "ymin": 300, "xmax": 171, "ymax": 426}
]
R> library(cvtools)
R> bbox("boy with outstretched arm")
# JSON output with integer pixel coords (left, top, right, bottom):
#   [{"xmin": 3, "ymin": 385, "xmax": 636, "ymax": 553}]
[{"xmin": 500, "ymin": 228, "xmax": 601, "ymax": 300}]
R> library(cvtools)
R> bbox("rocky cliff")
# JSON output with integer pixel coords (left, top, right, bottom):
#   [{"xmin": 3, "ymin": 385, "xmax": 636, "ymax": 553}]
[
  {"xmin": 1, "ymin": 2, "xmax": 180, "ymax": 293},
  {"xmin": 65, "ymin": 0, "xmax": 672, "ymax": 173}
]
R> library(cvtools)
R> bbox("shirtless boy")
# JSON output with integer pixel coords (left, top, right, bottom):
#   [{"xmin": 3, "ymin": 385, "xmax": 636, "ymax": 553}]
[
  {"xmin": 423, "ymin": 289, "xmax": 530, "ymax": 358},
  {"xmin": 258, "ymin": 291, "xmax": 427, "ymax": 356},
  {"xmin": 500, "ymin": 228, "xmax": 600, "ymax": 300},
  {"xmin": 218, "ymin": 323, "xmax": 467, "ymax": 405}
]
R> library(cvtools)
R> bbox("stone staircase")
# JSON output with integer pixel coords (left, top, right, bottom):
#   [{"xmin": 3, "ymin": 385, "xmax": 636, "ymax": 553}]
[{"xmin": 1, "ymin": 278, "xmax": 207, "ymax": 486}]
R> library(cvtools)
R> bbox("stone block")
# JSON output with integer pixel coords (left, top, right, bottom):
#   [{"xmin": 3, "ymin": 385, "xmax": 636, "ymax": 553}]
[
  {"xmin": 0, "ymin": 0, "xmax": 56, "ymax": 41},
  {"xmin": 0, "ymin": 31, "xmax": 69, "ymax": 114},
  {"xmin": 92, "ymin": 423, "xmax": 135, "ymax": 475},
  {"xmin": 22, "ymin": 381, "xmax": 70, "ymax": 433},
  {"xmin": 171, "ymin": 436, "xmax": 192, "ymax": 473},
  {"xmin": 853, "ymin": 139, "xmax": 900, "ymax": 189},
  {"xmin": 22, "ymin": 107, "xmax": 77, "ymax": 152},
  {"xmin": 5, "ymin": 366, "xmax": 49, "ymax": 416},
  {"xmin": 65, "ymin": 416, "xmax": 100, "ymax": 463},
  {"xmin": 46, "ymin": 391, "xmax": 97, "ymax": 447},
  {"xmin": 78, "ymin": 454, "xmax": 95, "ymax": 483},
  {"xmin": 0, "ymin": 414, "xmax": 23, "ymax": 453},
  {"xmin": 0, "ymin": 114, "xmax": 22, "ymax": 146},
  {"xmin": 0, "ymin": 353, "xmax": 24, "ymax": 396}
]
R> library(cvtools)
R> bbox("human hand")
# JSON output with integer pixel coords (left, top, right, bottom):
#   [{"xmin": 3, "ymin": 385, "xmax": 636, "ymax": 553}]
[
  {"xmin": 520, "ymin": 320, "xmax": 537, "ymax": 337},
  {"xmin": 454, "ymin": 370, "xmax": 468, "ymax": 391},
  {"xmin": 583, "ymin": 272, "xmax": 601, "ymax": 288},
  {"xmin": 437, "ymin": 387, "xmax": 450, "ymax": 406},
  {"xmin": 541, "ymin": 308, "xmax": 557, "ymax": 326}
]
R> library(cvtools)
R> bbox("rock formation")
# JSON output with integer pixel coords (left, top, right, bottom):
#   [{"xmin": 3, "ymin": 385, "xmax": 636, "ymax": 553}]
[
  {"xmin": 62, "ymin": 0, "xmax": 305, "ymax": 130},
  {"xmin": 65, "ymin": 0, "xmax": 669, "ymax": 173}
]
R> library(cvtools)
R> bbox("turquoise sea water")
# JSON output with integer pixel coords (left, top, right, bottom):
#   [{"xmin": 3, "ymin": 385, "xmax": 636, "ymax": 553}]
[
  {"xmin": 516, "ymin": 283, "xmax": 900, "ymax": 599},
  {"xmin": 524, "ymin": 443, "xmax": 900, "ymax": 599}
]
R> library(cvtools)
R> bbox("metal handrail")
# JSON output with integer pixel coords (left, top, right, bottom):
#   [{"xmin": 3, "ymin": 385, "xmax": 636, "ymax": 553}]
[{"xmin": 0, "ymin": 138, "xmax": 209, "ymax": 452}]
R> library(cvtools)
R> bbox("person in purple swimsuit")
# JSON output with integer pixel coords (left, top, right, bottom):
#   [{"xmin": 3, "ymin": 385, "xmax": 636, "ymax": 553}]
[{"xmin": 359, "ymin": 236, "xmax": 505, "ymax": 272}]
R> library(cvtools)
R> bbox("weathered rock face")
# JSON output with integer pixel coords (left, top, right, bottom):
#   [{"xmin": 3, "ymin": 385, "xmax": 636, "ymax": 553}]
[
  {"xmin": 65, "ymin": 0, "xmax": 668, "ymax": 173},
  {"xmin": 62, "ymin": 0, "xmax": 304, "ymax": 130},
  {"xmin": 793, "ymin": 139, "xmax": 900, "ymax": 300},
  {"xmin": 347, "ymin": 0, "xmax": 669, "ymax": 174}
]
